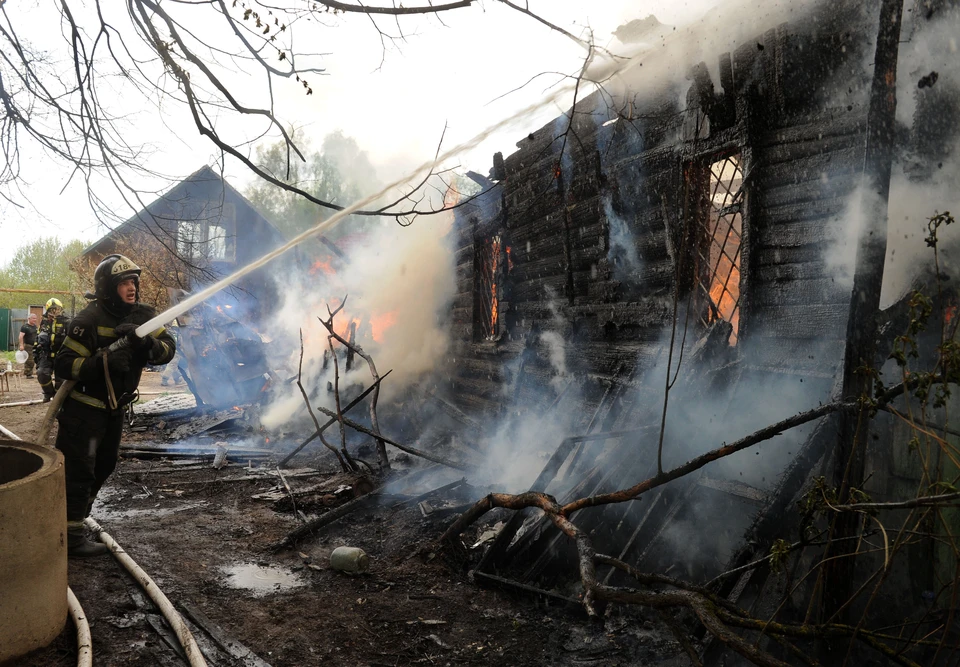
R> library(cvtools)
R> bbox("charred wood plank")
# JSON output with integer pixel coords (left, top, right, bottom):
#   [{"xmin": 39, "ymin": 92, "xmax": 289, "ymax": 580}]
[
  {"xmin": 760, "ymin": 107, "xmax": 866, "ymax": 146},
  {"xmin": 759, "ymin": 196, "xmax": 849, "ymax": 227},
  {"xmin": 749, "ymin": 303, "xmax": 848, "ymax": 339},
  {"xmin": 472, "ymin": 571, "xmax": 582, "ymax": 607},
  {"xmin": 180, "ymin": 602, "xmax": 272, "ymax": 667},
  {"xmin": 755, "ymin": 218, "xmax": 843, "ymax": 249},
  {"xmin": 273, "ymin": 492, "xmax": 380, "ymax": 550},
  {"xmin": 755, "ymin": 260, "xmax": 835, "ymax": 284},
  {"xmin": 750, "ymin": 278, "xmax": 849, "ymax": 309},
  {"xmin": 754, "ymin": 244, "xmax": 830, "ymax": 267},
  {"xmin": 761, "ymin": 172, "xmax": 861, "ymax": 209},
  {"xmin": 759, "ymin": 133, "xmax": 865, "ymax": 167}
]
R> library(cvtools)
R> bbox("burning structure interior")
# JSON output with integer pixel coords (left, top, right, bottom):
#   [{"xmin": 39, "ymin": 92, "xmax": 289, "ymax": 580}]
[{"xmin": 434, "ymin": 0, "xmax": 960, "ymax": 659}]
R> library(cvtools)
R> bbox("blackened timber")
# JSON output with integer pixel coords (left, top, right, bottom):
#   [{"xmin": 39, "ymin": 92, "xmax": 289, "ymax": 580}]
[
  {"xmin": 760, "ymin": 197, "xmax": 849, "ymax": 227},
  {"xmin": 759, "ymin": 108, "xmax": 866, "ymax": 147},
  {"xmin": 762, "ymin": 172, "xmax": 861, "ymax": 209},
  {"xmin": 756, "ymin": 219, "xmax": 844, "ymax": 249},
  {"xmin": 755, "ymin": 260, "xmax": 839, "ymax": 284},
  {"xmin": 750, "ymin": 279, "xmax": 850, "ymax": 309},
  {"xmin": 756, "ymin": 147, "xmax": 863, "ymax": 187},
  {"xmin": 510, "ymin": 275, "xmax": 569, "ymax": 303},
  {"xmin": 823, "ymin": 0, "xmax": 904, "ymax": 621},
  {"xmin": 759, "ymin": 134, "xmax": 865, "ymax": 168},
  {"xmin": 749, "ymin": 303, "xmax": 848, "ymax": 339},
  {"xmin": 477, "ymin": 433, "xmax": 584, "ymax": 572}
]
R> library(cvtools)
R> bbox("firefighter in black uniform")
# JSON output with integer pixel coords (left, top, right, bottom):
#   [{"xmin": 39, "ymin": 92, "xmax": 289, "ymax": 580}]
[
  {"xmin": 35, "ymin": 298, "xmax": 70, "ymax": 401},
  {"xmin": 55, "ymin": 254, "xmax": 176, "ymax": 556}
]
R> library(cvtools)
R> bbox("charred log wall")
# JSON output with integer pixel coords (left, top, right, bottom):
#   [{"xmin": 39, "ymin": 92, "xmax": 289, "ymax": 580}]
[{"xmin": 446, "ymin": 1, "xmax": 873, "ymax": 432}]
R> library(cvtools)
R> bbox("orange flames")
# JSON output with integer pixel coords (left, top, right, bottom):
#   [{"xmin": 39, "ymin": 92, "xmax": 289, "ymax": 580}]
[
  {"xmin": 707, "ymin": 241, "xmax": 741, "ymax": 344},
  {"xmin": 489, "ymin": 236, "xmax": 502, "ymax": 331},
  {"xmin": 310, "ymin": 258, "xmax": 335, "ymax": 276},
  {"xmin": 702, "ymin": 155, "xmax": 743, "ymax": 346},
  {"xmin": 371, "ymin": 310, "xmax": 398, "ymax": 343}
]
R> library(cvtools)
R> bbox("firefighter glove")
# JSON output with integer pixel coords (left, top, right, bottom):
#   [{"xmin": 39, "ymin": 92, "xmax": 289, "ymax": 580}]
[
  {"xmin": 106, "ymin": 346, "xmax": 133, "ymax": 373},
  {"xmin": 115, "ymin": 323, "xmax": 153, "ymax": 351}
]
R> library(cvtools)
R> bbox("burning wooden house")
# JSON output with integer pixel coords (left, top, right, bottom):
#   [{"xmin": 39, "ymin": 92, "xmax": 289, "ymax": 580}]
[{"xmin": 437, "ymin": 0, "xmax": 960, "ymax": 661}]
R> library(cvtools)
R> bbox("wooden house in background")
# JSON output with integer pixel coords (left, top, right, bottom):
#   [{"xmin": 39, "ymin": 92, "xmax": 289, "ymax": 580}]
[{"xmin": 77, "ymin": 165, "xmax": 288, "ymax": 321}]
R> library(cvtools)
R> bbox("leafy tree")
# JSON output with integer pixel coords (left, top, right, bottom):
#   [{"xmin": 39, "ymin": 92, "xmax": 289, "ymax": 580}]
[
  {"xmin": 0, "ymin": 238, "xmax": 87, "ymax": 309},
  {"xmin": 246, "ymin": 130, "xmax": 380, "ymax": 242}
]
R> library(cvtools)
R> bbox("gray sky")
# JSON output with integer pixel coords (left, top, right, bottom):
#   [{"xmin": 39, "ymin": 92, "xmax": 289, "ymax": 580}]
[{"xmin": 0, "ymin": 0, "xmax": 723, "ymax": 265}]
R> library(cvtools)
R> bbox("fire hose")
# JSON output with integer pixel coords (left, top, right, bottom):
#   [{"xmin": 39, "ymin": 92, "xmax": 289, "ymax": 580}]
[
  {"xmin": 14, "ymin": 386, "xmax": 210, "ymax": 667},
  {"xmin": 0, "ymin": 423, "xmax": 90, "ymax": 667},
  {"xmin": 84, "ymin": 517, "xmax": 208, "ymax": 667},
  {"xmin": 66, "ymin": 588, "xmax": 92, "ymax": 667}
]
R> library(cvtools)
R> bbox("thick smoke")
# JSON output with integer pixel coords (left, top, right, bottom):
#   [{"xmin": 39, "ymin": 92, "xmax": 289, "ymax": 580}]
[
  {"xmin": 821, "ymin": 4, "xmax": 960, "ymax": 308},
  {"xmin": 595, "ymin": 0, "xmax": 825, "ymax": 108},
  {"xmin": 258, "ymin": 205, "xmax": 456, "ymax": 432}
]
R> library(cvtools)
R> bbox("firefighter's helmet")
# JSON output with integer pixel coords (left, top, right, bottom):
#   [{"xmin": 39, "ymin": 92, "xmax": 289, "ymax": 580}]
[
  {"xmin": 94, "ymin": 254, "xmax": 141, "ymax": 303},
  {"xmin": 44, "ymin": 298, "xmax": 63, "ymax": 315}
]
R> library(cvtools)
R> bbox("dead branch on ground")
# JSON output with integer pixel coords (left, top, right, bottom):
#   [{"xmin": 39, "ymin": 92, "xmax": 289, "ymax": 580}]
[
  {"xmin": 318, "ymin": 295, "xmax": 389, "ymax": 468},
  {"xmin": 296, "ymin": 328, "xmax": 355, "ymax": 472}
]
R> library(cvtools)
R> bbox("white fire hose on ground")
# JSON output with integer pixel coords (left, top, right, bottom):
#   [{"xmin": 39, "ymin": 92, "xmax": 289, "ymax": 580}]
[
  {"xmin": 1, "ymin": 423, "xmax": 91, "ymax": 667},
  {"xmin": 66, "ymin": 588, "xmax": 92, "ymax": 667},
  {"xmin": 84, "ymin": 517, "xmax": 208, "ymax": 667},
  {"xmin": 3, "ymin": 420, "xmax": 208, "ymax": 667}
]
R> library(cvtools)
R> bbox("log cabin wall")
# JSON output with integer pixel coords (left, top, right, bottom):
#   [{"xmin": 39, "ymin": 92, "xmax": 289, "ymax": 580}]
[{"xmin": 446, "ymin": 1, "xmax": 874, "ymax": 432}]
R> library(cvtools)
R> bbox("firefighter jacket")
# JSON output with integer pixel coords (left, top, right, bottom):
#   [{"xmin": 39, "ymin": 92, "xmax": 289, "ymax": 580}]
[
  {"xmin": 55, "ymin": 301, "xmax": 176, "ymax": 411},
  {"xmin": 34, "ymin": 315, "xmax": 70, "ymax": 365}
]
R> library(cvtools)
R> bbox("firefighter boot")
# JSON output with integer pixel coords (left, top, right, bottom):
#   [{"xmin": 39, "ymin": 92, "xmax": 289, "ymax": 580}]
[{"xmin": 68, "ymin": 527, "xmax": 109, "ymax": 558}]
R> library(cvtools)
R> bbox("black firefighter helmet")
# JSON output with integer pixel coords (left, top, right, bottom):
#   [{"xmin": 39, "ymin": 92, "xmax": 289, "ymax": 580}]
[{"xmin": 94, "ymin": 254, "xmax": 142, "ymax": 307}]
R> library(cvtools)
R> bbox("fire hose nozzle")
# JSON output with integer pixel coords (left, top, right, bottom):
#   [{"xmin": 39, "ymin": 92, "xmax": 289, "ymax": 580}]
[
  {"xmin": 107, "ymin": 327, "xmax": 145, "ymax": 353},
  {"xmin": 106, "ymin": 335, "xmax": 134, "ymax": 353}
]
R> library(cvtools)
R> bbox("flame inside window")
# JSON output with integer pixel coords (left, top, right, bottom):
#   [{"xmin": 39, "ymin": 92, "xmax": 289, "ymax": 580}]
[
  {"xmin": 695, "ymin": 153, "xmax": 744, "ymax": 346},
  {"xmin": 476, "ymin": 234, "xmax": 505, "ymax": 340}
]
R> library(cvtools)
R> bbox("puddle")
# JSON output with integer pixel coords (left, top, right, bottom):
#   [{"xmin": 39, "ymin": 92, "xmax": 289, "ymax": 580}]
[{"xmin": 221, "ymin": 562, "xmax": 305, "ymax": 596}]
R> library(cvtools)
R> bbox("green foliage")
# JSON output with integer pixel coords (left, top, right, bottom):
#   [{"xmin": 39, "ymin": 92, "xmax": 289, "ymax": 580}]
[
  {"xmin": 0, "ymin": 237, "xmax": 86, "ymax": 309},
  {"xmin": 245, "ymin": 130, "xmax": 379, "ymax": 243},
  {"xmin": 769, "ymin": 539, "xmax": 791, "ymax": 573},
  {"xmin": 890, "ymin": 291, "xmax": 933, "ymax": 368}
]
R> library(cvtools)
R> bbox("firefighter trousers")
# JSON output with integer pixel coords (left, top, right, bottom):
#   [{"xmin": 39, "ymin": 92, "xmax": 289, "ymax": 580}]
[
  {"xmin": 55, "ymin": 399, "xmax": 124, "ymax": 527},
  {"xmin": 36, "ymin": 357, "xmax": 56, "ymax": 398}
]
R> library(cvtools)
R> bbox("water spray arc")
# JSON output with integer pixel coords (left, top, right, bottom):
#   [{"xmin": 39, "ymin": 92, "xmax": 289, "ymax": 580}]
[{"xmin": 34, "ymin": 78, "xmax": 581, "ymax": 444}]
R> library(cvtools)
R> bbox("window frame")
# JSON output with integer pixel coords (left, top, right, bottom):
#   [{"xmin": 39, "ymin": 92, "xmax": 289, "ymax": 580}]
[
  {"xmin": 175, "ymin": 203, "xmax": 237, "ymax": 263},
  {"xmin": 683, "ymin": 148, "xmax": 748, "ymax": 346},
  {"xmin": 473, "ymin": 231, "xmax": 507, "ymax": 342}
]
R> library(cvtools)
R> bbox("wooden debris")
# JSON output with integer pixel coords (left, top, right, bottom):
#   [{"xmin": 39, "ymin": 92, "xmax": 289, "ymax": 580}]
[{"xmin": 180, "ymin": 602, "xmax": 272, "ymax": 667}]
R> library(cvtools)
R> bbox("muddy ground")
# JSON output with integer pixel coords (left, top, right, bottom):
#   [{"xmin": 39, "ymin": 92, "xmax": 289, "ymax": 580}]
[{"xmin": 3, "ymin": 372, "xmax": 684, "ymax": 667}]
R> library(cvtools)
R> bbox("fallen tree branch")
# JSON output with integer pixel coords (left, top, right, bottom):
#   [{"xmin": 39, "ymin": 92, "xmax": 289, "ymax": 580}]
[
  {"xmin": 318, "ymin": 298, "xmax": 389, "ymax": 468},
  {"xmin": 310, "ymin": 403, "xmax": 470, "ymax": 470},
  {"xmin": 562, "ymin": 400, "xmax": 858, "ymax": 514},
  {"xmin": 829, "ymin": 491, "xmax": 960, "ymax": 512},
  {"xmin": 296, "ymin": 328, "xmax": 351, "ymax": 471},
  {"xmin": 279, "ymin": 370, "xmax": 393, "ymax": 467}
]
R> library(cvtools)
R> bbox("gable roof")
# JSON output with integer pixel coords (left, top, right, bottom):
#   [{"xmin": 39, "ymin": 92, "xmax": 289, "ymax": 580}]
[{"xmin": 80, "ymin": 165, "xmax": 283, "ymax": 258}]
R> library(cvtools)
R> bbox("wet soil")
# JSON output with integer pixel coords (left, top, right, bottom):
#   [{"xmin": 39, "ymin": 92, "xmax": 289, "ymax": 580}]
[{"xmin": 3, "ymin": 375, "xmax": 682, "ymax": 667}]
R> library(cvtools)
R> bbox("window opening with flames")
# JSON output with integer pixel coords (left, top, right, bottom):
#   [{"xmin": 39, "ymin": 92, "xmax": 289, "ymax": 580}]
[
  {"xmin": 693, "ymin": 152, "xmax": 744, "ymax": 346},
  {"xmin": 475, "ymin": 234, "xmax": 511, "ymax": 341}
]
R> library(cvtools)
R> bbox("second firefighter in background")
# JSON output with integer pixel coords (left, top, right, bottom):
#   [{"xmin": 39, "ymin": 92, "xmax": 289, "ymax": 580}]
[
  {"xmin": 54, "ymin": 254, "xmax": 176, "ymax": 556},
  {"xmin": 35, "ymin": 298, "xmax": 69, "ymax": 401}
]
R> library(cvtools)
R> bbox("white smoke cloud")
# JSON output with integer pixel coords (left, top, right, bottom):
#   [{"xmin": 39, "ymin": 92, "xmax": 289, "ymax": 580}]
[{"xmin": 258, "ymin": 211, "xmax": 456, "ymax": 431}]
